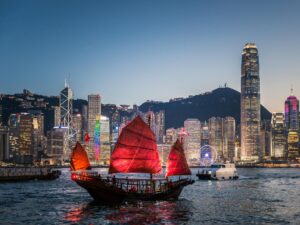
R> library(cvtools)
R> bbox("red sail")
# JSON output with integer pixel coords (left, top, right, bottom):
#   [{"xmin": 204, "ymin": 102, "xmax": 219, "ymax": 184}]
[
  {"xmin": 109, "ymin": 116, "xmax": 162, "ymax": 174},
  {"xmin": 166, "ymin": 139, "xmax": 191, "ymax": 177},
  {"xmin": 70, "ymin": 142, "xmax": 91, "ymax": 171}
]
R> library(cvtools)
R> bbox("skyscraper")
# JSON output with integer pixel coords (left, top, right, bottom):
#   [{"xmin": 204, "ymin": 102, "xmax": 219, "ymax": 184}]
[
  {"xmin": 271, "ymin": 113, "xmax": 286, "ymax": 158},
  {"xmin": 19, "ymin": 113, "xmax": 34, "ymax": 164},
  {"xmin": 87, "ymin": 94, "xmax": 101, "ymax": 163},
  {"xmin": 184, "ymin": 118, "xmax": 201, "ymax": 165},
  {"xmin": 284, "ymin": 93, "xmax": 299, "ymax": 133},
  {"xmin": 99, "ymin": 116, "xmax": 111, "ymax": 165},
  {"xmin": 208, "ymin": 117, "xmax": 224, "ymax": 161},
  {"xmin": 284, "ymin": 93, "xmax": 299, "ymax": 160},
  {"xmin": 223, "ymin": 117, "xmax": 236, "ymax": 162},
  {"xmin": 60, "ymin": 81, "xmax": 73, "ymax": 139},
  {"xmin": 240, "ymin": 43, "xmax": 261, "ymax": 162}
]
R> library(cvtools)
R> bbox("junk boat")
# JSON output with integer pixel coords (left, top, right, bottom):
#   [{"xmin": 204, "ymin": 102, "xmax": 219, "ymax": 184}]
[
  {"xmin": 0, "ymin": 167, "xmax": 61, "ymax": 182},
  {"xmin": 196, "ymin": 163, "xmax": 239, "ymax": 180},
  {"xmin": 70, "ymin": 116, "xmax": 194, "ymax": 204}
]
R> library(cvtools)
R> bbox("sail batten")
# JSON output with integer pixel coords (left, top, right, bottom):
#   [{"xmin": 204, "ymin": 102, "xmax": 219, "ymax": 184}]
[
  {"xmin": 109, "ymin": 116, "xmax": 162, "ymax": 174},
  {"xmin": 70, "ymin": 142, "xmax": 91, "ymax": 171},
  {"xmin": 166, "ymin": 139, "xmax": 191, "ymax": 177}
]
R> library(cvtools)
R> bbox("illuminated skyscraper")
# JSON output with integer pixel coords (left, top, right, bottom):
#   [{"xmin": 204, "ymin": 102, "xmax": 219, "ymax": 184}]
[
  {"xmin": 284, "ymin": 93, "xmax": 299, "ymax": 160},
  {"xmin": 284, "ymin": 94, "xmax": 299, "ymax": 133},
  {"xmin": 19, "ymin": 113, "xmax": 34, "ymax": 164},
  {"xmin": 87, "ymin": 94, "xmax": 101, "ymax": 163},
  {"xmin": 271, "ymin": 113, "xmax": 286, "ymax": 158},
  {"xmin": 47, "ymin": 127, "xmax": 68, "ymax": 164},
  {"xmin": 60, "ymin": 81, "xmax": 73, "ymax": 139},
  {"xmin": 224, "ymin": 117, "xmax": 236, "ymax": 162},
  {"xmin": 184, "ymin": 118, "xmax": 201, "ymax": 165},
  {"xmin": 240, "ymin": 43, "xmax": 261, "ymax": 162},
  {"xmin": 100, "ymin": 116, "xmax": 111, "ymax": 165}
]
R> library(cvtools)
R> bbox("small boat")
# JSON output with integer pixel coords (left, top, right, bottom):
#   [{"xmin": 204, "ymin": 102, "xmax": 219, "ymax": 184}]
[
  {"xmin": 70, "ymin": 116, "xmax": 194, "ymax": 204},
  {"xmin": 196, "ymin": 163, "xmax": 239, "ymax": 180}
]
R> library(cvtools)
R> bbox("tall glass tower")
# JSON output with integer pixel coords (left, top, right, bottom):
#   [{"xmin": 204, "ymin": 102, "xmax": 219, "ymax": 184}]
[
  {"xmin": 284, "ymin": 92, "xmax": 299, "ymax": 160},
  {"xmin": 240, "ymin": 43, "xmax": 261, "ymax": 162},
  {"xmin": 59, "ymin": 81, "xmax": 73, "ymax": 137}
]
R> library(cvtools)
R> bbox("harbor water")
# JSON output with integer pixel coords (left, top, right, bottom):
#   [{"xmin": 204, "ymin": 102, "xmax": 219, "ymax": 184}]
[{"xmin": 0, "ymin": 168, "xmax": 300, "ymax": 224}]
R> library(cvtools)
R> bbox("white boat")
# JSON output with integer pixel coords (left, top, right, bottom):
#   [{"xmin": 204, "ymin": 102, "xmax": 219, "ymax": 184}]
[{"xmin": 196, "ymin": 163, "xmax": 239, "ymax": 180}]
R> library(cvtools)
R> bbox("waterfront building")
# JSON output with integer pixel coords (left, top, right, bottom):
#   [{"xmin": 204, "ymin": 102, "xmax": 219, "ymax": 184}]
[
  {"xmin": 183, "ymin": 118, "xmax": 201, "ymax": 165},
  {"xmin": 271, "ymin": 113, "xmax": 286, "ymax": 158},
  {"xmin": 223, "ymin": 117, "xmax": 236, "ymax": 162},
  {"xmin": 19, "ymin": 113, "xmax": 34, "ymax": 164},
  {"xmin": 260, "ymin": 121, "xmax": 272, "ymax": 160},
  {"xmin": 0, "ymin": 126, "xmax": 9, "ymax": 162},
  {"xmin": 240, "ymin": 43, "xmax": 261, "ymax": 162},
  {"xmin": 87, "ymin": 94, "xmax": 101, "ymax": 162},
  {"xmin": 47, "ymin": 127, "xmax": 68, "ymax": 165},
  {"xmin": 208, "ymin": 117, "xmax": 224, "ymax": 161},
  {"xmin": 28, "ymin": 110, "xmax": 46, "ymax": 161},
  {"xmin": 100, "ymin": 116, "xmax": 111, "ymax": 165},
  {"xmin": 287, "ymin": 131, "xmax": 299, "ymax": 161},
  {"xmin": 284, "ymin": 93, "xmax": 299, "ymax": 160},
  {"xmin": 8, "ymin": 114, "xmax": 20, "ymax": 162},
  {"xmin": 59, "ymin": 81, "xmax": 74, "ymax": 139}
]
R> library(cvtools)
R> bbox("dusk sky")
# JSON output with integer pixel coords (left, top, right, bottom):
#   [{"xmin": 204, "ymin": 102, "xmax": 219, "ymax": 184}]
[{"xmin": 1, "ymin": 0, "xmax": 300, "ymax": 112}]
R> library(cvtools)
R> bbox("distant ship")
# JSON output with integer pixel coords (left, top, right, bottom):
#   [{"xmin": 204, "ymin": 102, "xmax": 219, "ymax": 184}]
[
  {"xmin": 70, "ymin": 116, "xmax": 194, "ymax": 204},
  {"xmin": 196, "ymin": 163, "xmax": 239, "ymax": 180},
  {"xmin": 0, "ymin": 167, "xmax": 61, "ymax": 182}
]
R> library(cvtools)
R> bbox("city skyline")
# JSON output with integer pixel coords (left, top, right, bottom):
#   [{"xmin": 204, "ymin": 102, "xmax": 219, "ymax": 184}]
[{"xmin": 1, "ymin": 1, "xmax": 300, "ymax": 112}]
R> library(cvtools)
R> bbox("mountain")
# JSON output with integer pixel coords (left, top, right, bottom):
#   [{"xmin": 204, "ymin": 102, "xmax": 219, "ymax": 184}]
[{"xmin": 139, "ymin": 87, "xmax": 272, "ymax": 129}]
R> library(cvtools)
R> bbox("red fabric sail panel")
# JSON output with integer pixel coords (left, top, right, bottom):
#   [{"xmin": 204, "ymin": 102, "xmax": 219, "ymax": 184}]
[
  {"xmin": 109, "ymin": 116, "xmax": 162, "ymax": 174},
  {"xmin": 166, "ymin": 139, "xmax": 191, "ymax": 177},
  {"xmin": 70, "ymin": 142, "xmax": 91, "ymax": 171}
]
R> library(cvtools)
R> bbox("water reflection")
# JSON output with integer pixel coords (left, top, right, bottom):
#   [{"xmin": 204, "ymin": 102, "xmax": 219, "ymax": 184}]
[{"xmin": 65, "ymin": 200, "xmax": 192, "ymax": 224}]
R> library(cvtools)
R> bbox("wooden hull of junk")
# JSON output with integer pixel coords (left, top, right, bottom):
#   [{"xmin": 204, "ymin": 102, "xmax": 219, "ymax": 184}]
[{"xmin": 73, "ymin": 173, "xmax": 194, "ymax": 204}]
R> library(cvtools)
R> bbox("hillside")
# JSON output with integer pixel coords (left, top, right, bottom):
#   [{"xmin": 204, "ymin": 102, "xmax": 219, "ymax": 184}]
[{"xmin": 139, "ymin": 87, "xmax": 271, "ymax": 129}]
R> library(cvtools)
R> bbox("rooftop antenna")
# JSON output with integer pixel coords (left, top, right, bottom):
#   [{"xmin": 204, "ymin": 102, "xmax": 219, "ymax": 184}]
[
  {"xmin": 291, "ymin": 85, "xmax": 294, "ymax": 95},
  {"xmin": 64, "ymin": 78, "xmax": 67, "ymax": 88}
]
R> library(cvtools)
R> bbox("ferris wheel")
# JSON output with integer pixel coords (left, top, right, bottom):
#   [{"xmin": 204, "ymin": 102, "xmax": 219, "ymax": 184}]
[{"xmin": 199, "ymin": 145, "xmax": 218, "ymax": 166}]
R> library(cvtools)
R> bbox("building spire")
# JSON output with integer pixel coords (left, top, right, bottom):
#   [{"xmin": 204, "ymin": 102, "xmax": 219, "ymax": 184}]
[{"xmin": 290, "ymin": 85, "xmax": 294, "ymax": 96}]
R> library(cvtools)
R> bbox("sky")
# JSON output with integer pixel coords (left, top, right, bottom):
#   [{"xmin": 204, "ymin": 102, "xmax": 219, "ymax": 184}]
[{"xmin": 1, "ymin": 0, "xmax": 300, "ymax": 112}]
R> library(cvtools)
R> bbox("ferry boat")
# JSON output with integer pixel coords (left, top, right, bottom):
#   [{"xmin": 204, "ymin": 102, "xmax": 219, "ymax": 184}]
[
  {"xmin": 196, "ymin": 163, "xmax": 239, "ymax": 180},
  {"xmin": 70, "ymin": 116, "xmax": 194, "ymax": 204},
  {"xmin": 0, "ymin": 167, "xmax": 61, "ymax": 182}
]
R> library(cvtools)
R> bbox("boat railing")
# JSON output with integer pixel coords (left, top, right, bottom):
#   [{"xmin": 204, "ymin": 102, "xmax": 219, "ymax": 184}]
[{"xmin": 73, "ymin": 171, "xmax": 191, "ymax": 194}]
